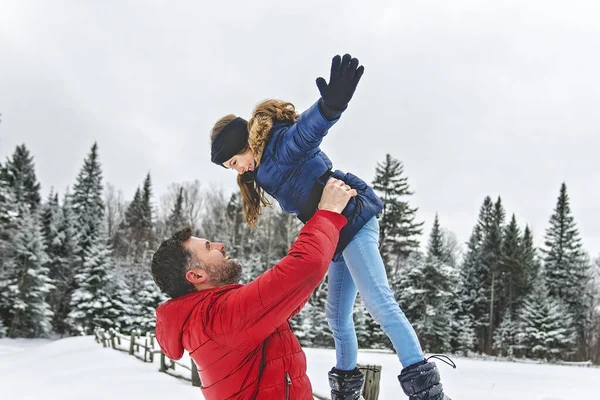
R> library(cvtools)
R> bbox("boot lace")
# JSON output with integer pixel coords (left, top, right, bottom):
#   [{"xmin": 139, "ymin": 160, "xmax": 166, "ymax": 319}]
[{"xmin": 426, "ymin": 354, "xmax": 457, "ymax": 369}]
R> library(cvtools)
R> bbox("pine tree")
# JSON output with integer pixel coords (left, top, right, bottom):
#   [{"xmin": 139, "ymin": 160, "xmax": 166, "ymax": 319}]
[
  {"xmin": 515, "ymin": 279, "xmax": 576, "ymax": 360},
  {"xmin": 457, "ymin": 197, "xmax": 492, "ymax": 353},
  {"xmin": 586, "ymin": 256, "xmax": 600, "ymax": 363},
  {"xmin": 371, "ymin": 154, "xmax": 423, "ymax": 272},
  {"xmin": 427, "ymin": 214, "xmax": 447, "ymax": 263},
  {"xmin": 493, "ymin": 310, "xmax": 518, "ymax": 358},
  {"xmin": 166, "ymin": 186, "xmax": 187, "ymax": 235},
  {"xmin": 353, "ymin": 295, "xmax": 372, "ymax": 349},
  {"xmin": 114, "ymin": 186, "xmax": 146, "ymax": 260},
  {"xmin": 43, "ymin": 192, "xmax": 79, "ymax": 335},
  {"xmin": 134, "ymin": 268, "xmax": 167, "ymax": 334},
  {"xmin": 454, "ymin": 314, "xmax": 476, "ymax": 356},
  {"xmin": 482, "ymin": 197, "xmax": 505, "ymax": 353},
  {"xmin": 521, "ymin": 225, "xmax": 540, "ymax": 295},
  {"xmin": 541, "ymin": 182, "xmax": 590, "ymax": 354},
  {"xmin": 0, "ymin": 174, "xmax": 18, "ymax": 290},
  {"xmin": 67, "ymin": 238, "xmax": 129, "ymax": 334},
  {"xmin": 498, "ymin": 214, "xmax": 527, "ymax": 318},
  {"xmin": 0, "ymin": 317, "xmax": 6, "ymax": 338},
  {"xmin": 290, "ymin": 300, "xmax": 315, "ymax": 347},
  {"xmin": 399, "ymin": 215, "xmax": 456, "ymax": 353},
  {"xmin": 306, "ymin": 280, "xmax": 334, "ymax": 348},
  {"xmin": 71, "ymin": 143, "xmax": 105, "ymax": 256},
  {"xmin": 1, "ymin": 144, "xmax": 41, "ymax": 212},
  {"xmin": 6, "ymin": 206, "xmax": 53, "ymax": 338}
]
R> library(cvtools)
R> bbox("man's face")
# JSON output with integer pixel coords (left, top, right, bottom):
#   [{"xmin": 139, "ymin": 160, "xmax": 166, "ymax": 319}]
[{"xmin": 183, "ymin": 237, "xmax": 242, "ymax": 286}]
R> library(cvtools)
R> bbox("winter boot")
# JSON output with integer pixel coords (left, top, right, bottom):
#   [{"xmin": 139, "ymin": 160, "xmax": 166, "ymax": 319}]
[
  {"xmin": 397, "ymin": 355, "xmax": 456, "ymax": 400},
  {"xmin": 328, "ymin": 367, "xmax": 365, "ymax": 400}
]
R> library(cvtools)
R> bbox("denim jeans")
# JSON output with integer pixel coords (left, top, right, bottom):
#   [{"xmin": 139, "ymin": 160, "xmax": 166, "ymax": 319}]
[{"xmin": 326, "ymin": 216, "xmax": 425, "ymax": 370}]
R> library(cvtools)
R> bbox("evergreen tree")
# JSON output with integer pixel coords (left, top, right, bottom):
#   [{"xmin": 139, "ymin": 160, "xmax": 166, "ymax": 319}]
[
  {"xmin": 290, "ymin": 300, "xmax": 315, "ymax": 347},
  {"xmin": 586, "ymin": 256, "xmax": 600, "ymax": 363},
  {"xmin": 521, "ymin": 225, "xmax": 540, "ymax": 296},
  {"xmin": 306, "ymin": 280, "xmax": 333, "ymax": 348},
  {"xmin": 453, "ymin": 314, "xmax": 476, "ymax": 356},
  {"xmin": 1, "ymin": 144, "xmax": 41, "ymax": 212},
  {"xmin": 67, "ymin": 238, "xmax": 130, "ymax": 334},
  {"xmin": 0, "ymin": 175, "xmax": 18, "ymax": 313},
  {"xmin": 134, "ymin": 268, "xmax": 167, "ymax": 334},
  {"xmin": 371, "ymin": 154, "xmax": 423, "ymax": 270},
  {"xmin": 6, "ymin": 206, "xmax": 53, "ymax": 338},
  {"xmin": 114, "ymin": 185, "xmax": 149, "ymax": 261},
  {"xmin": 0, "ymin": 317, "xmax": 6, "ymax": 338},
  {"xmin": 398, "ymin": 216, "xmax": 456, "ymax": 352},
  {"xmin": 427, "ymin": 214, "xmax": 447, "ymax": 263},
  {"xmin": 458, "ymin": 197, "xmax": 492, "ymax": 353},
  {"xmin": 167, "ymin": 186, "xmax": 187, "ymax": 235},
  {"xmin": 71, "ymin": 143, "xmax": 105, "ymax": 256},
  {"xmin": 44, "ymin": 192, "xmax": 80, "ymax": 335},
  {"xmin": 515, "ymin": 279, "xmax": 576, "ymax": 360},
  {"xmin": 0, "ymin": 170, "xmax": 18, "ymax": 231},
  {"xmin": 498, "ymin": 214, "xmax": 527, "ymax": 318},
  {"xmin": 541, "ymin": 182, "xmax": 590, "ymax": 353},
  {"xmin": 482, "ymin": 197, "xmax": 505, "ymax": 353},
  {"xmin": 353, "ymin": 295, "xmax": 372, "ymax": 349},
  {"xmin": 493, "ymin": 310, "xmax": 518, "ymax": 358}
]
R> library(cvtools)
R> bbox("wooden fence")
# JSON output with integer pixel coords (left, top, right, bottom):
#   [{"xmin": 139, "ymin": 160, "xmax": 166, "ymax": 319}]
[{"xmin": 93, "ymin": 326, "xmax": 382, "ymax": 399}]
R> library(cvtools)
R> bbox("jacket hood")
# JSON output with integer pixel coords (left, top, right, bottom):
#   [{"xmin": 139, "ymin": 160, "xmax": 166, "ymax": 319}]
[
  {"xmin": 154, "ymin": 286, "xmax": 241, "ymax": 360},
  {"xmin": 154, "ymin": 291, "xmax": 207, "ymax": 360}
]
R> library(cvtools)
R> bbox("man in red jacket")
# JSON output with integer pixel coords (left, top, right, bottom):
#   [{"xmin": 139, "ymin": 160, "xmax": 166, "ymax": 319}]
[{"xmin": 151, "ymin": 178, "xmax": 357, "ymax": 399}]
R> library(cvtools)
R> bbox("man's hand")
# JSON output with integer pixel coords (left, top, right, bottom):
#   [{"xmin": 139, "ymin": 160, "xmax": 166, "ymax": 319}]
[{"xmin": 317, "ymin": 178, "xmax": 357, "ymax": 214}]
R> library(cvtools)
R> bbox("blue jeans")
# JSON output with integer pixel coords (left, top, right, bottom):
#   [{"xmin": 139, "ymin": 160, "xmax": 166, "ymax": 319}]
[{"xmin": 326, "ymin": 216, "xmax": 425, "ymax": 370}]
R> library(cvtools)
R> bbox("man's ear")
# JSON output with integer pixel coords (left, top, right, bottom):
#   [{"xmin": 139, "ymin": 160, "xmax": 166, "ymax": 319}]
[{"xmin": 185, "ymin": 268, "xmax": 207, "ymax": 285}]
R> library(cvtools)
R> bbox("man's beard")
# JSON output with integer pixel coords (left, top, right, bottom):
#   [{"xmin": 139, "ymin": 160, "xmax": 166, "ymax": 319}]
[{"xmin": 204, "ymin": 259, "xmax": 242, "ymax": 286}]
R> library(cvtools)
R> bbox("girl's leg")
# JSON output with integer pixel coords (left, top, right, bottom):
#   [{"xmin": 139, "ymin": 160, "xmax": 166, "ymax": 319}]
[
  {"xmin": 326, "ymin": 257, "xmax": 359, "ymax": 370},
  {"xmin": 342, "ymin": 216, "xmax": 425, "ymax": 367}
]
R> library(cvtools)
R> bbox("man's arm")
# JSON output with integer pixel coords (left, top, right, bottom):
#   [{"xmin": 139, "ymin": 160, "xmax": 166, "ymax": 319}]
[{"xmin": 209, "ymin": 210, "xmax": 346, "ymax": 351}]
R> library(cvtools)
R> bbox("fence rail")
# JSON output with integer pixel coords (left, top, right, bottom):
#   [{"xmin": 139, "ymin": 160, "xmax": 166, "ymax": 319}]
[{"xmin": 93, "ymin": 327, "xmax": 382, "ymax": 399}]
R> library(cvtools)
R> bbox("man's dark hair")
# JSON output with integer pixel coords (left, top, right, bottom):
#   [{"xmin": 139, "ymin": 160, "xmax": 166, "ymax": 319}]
[{"xmin": 151, "ymin": 226, "xmax": 197, "ymax": 298}]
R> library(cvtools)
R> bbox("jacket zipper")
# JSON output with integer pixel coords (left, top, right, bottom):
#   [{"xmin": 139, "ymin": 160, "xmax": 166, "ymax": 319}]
[{"xmin": 285, "ymin": 372, "xmax": 292, "ymax": 400}]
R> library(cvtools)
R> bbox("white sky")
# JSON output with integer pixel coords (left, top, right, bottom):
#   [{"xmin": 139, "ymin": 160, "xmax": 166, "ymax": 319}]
[{"xmin": 1, "ymin": 0, "xmax": 598, "ymax": 257}]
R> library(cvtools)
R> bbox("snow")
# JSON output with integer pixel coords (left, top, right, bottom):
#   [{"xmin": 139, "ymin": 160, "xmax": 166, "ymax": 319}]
[{"xmin": 1, "ymin": 337, "xmax": 599, "ymax": 400}]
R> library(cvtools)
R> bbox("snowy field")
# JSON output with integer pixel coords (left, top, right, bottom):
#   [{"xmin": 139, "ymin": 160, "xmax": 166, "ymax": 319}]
[{"xmin": 0, "ymin": 336, "xmax": 598, "ymax": 400}]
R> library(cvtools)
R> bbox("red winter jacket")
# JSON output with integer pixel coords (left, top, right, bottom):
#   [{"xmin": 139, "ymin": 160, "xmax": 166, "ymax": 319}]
[{"xmin": 155, "ymin": 210, "xmax": 346, "ymax": 400}]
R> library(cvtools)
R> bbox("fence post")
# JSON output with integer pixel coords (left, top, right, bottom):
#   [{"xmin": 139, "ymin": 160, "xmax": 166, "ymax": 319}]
[
  {"xmin": 110, "ymin": 329, "xmax": 117, "ymax": 348},
  {"xmin": 191, "ymin": 359, "xmax": 201, "ymax": 387},
  {"xmin": 102, "ymin": 329, "xmax": 108, "ymax": 348},
  {"xmin": 149, "ymin": 335, "xmax": 155, "ymax": 363},
  {"xmin": 357, "ymin": 364, "xmax": 381, "ymax": 400},
  {"xmin": 159, "ymin": 352, "xmax": 168, "ymax": 372},
  {"xmin": 129, "ymin": 332, "xmax": 136, "ymax": 355},
  {"xmin": 144, "ymin": 336, "xmax": 148, "ymax": 362}
]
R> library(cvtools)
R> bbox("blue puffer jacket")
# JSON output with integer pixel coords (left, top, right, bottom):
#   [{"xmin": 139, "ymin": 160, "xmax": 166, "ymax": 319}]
[{"xmin": 255, "ymin": 99, "xmax": 383, "ymax": 261}]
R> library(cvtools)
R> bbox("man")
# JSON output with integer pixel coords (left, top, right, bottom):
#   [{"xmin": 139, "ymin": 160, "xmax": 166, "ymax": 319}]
[{"xmin": 151, "ymin": 178, "xmax": 357, "ymax": 399}]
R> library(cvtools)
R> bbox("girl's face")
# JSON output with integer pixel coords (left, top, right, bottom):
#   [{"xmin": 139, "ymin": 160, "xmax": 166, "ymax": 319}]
[{"xmin": 223, "ymin": 148, "xmax": 256, "ymax": 175}]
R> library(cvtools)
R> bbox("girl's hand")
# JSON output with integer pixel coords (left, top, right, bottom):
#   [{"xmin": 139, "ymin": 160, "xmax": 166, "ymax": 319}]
[{"xmin": 316, "ymin": 54, "xmax": 365, "ymax": 117}]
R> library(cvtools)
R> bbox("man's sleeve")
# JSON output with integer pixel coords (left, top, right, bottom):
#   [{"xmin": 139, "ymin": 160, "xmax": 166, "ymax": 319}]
[
  {"xmin": 208, "ymin": 210, "xmax": 346, "ymax": 351},
  {"xmin": 277, "ymin": 99, "xmax": 340, "ymax": 163}
]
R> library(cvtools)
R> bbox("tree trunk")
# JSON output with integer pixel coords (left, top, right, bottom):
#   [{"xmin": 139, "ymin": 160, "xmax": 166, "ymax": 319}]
[{"xmin": 488, "ymin": 272, "xmax": 496, "ymax": 354}]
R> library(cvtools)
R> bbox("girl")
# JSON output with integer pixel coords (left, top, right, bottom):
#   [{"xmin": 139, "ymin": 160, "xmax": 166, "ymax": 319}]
[{"xmin": 209, "ymin": 54, "xmax": 453, "ymax": 400}]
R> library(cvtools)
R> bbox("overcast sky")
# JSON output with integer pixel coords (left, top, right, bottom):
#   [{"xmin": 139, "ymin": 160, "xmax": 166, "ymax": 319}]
[{"xmin": 1, "ymin": 0, "xmax": 598, "ymax": 257}]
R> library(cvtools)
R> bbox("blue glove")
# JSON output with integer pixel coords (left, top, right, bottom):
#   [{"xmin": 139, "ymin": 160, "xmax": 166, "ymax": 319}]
[{"xmin": 316, "ymin": 54, "xmax": 365, "ymax": 120}]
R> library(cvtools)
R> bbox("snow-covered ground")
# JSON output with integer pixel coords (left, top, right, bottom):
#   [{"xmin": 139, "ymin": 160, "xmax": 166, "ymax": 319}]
[{"xmin": 1, "ymin": 336, "xmax": 598, "ymax": 399}]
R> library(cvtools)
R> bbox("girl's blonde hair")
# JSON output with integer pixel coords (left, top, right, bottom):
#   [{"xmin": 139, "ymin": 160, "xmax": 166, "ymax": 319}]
[{"xmin": 210, "ymin": 100, "xmax": 299, "ymax": 227}]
